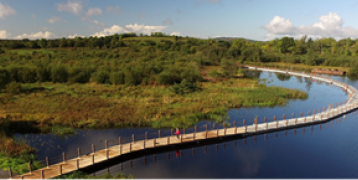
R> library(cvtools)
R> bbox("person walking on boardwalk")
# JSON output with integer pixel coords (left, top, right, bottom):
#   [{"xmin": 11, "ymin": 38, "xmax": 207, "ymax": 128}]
[{"xmin": 175, "ymin": 128, "xmax": 181, "ymax": 139}]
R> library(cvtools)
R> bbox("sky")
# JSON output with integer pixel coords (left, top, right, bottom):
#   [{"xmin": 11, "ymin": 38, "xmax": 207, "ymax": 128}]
[{"xmin": 1, "ymin": 0, "xmax": 358, "ymax": 41}]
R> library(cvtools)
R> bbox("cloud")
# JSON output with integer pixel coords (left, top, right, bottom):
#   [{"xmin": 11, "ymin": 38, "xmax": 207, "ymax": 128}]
[
  {"xmin": 68, "ymin": 33, "xmax": 85, "ymax": 38},
  {"xmin": 170, "ymin": 31, "xmax": 181, "ymax": 36},
  {"xmin": 0, "ymin": 30, "xmax": 9, "ymax": 39},
  {"xmin": 106, "ymin": 5, "xmax": 121, "ymax": 14},
  {"xmin": 47, "ymin": 16, "xmax": 67, "ymax": 24},
  {"xmin": 86, "ymin": 7, "xmax": 102, "ymax": 17},
  {"xmin": 262, "ymin": 16, "xmax": 296, "ymax": 35},
  {"xmin": 263, "ymin": 12, "xmax": 358, "ymax": 39},
  {"xmin": 88, "ymin": 20, "xmax": 105, "ymax": 26},
  {"xmin": 91, "ymin": 23, "xmax": 167, "ymax": 37},
  {"xmin": 14, "ymin": 31, "xmax": 55, "ymax": 40},
  {"xmin": 176, "ymin": 9, "xmax": 181, "ymax": 14},
  {"xmin": 57, "ymin": 0, "xmax": 83, "ymax": 15},
  {"xmin": 32, "ymin": 14, "xmax": 36, "ymax": 19},
  {"xmin": 163, "ymin": 18, "xmax": 173, "ymax": 25},
  {"xmin": 0, "ymin": 3, "xmax": 16, "ymax": 19}
]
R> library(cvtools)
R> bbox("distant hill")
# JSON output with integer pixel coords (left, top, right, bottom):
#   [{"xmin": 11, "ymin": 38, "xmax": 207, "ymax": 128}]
[{"xmin": 213, "ymin": 37, "xmax": 261, "ymax": 42}]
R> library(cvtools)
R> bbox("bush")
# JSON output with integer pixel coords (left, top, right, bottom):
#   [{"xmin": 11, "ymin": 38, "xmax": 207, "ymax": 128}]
[
  {"xmin": 109, "ymin": 71, "xmax": 125, "ymax": 85},
  {"xmin": 51, "ymin": 65, "xmax": 68, "ymax": 83},
  {"xmin": 91, "ymin": 70, "xmax": 110, "ymax": 84},
  {"xmin": 0, "ymin": 68, "xmax": 10, "ymax": 90},
  {"xmin": 6, "ymin": 82, "xmax": 22, "ymax": 94}
]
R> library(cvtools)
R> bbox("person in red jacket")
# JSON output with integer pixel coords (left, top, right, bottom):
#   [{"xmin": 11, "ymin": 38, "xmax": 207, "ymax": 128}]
[{"xmin": 175, "ymin": 128, "xmax": 181, "ymax": 139}]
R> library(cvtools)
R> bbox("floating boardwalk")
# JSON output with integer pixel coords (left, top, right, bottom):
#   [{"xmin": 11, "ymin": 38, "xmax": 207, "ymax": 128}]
[{"xmin": 11, "ymin": 66, "xmax": 358, "ymax": 179}]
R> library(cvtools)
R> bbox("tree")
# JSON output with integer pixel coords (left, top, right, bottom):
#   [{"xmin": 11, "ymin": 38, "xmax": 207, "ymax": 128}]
[
  {"xmin": 220, "ymin": 59, "xmax": 238, "ymax": 77},
  {"xmin": 38, "ymin": 38, "xmax": 47, "ymax": 49},
  {"xmin": 0, "ymin": 68, "xmax": 10, "ymax": 90},
  {"xmin": 280, "ymin": 37, "xmax": 295, "ymax": 53},
  {"xmin": 59, "ymin": 38, "xmax": 68, "ymax": 47}
]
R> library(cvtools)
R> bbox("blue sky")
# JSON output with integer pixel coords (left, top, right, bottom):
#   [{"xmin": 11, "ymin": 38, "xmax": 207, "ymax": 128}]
[{"xmin": 1, "ymin": 0, "xmax": 358, "ymax": 40}]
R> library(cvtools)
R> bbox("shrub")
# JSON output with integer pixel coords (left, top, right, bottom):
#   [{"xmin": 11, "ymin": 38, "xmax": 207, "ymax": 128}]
[
  {"xmin": 0, "ymin": 68, "xmax": 10, "ymax": 90},
  {"xmin": 6, "ymin": 82, "xmax": 22, "ymax": 94},
  {"xmin": 51, "ymin": 65, "xmax": 68, "ymax": 83},
  {"xmin": 109, "ymin": 71, "xmax": 125, "ymax": 85}
]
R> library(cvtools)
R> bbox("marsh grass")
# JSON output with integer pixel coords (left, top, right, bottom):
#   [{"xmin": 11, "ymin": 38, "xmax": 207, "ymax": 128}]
[{"xmin": 0, "ymin": 78, "xmax": 308, "ymax": 129}]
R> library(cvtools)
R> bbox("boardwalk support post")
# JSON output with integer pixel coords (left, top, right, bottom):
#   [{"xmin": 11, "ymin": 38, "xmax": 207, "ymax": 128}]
[
  {"xmin": 130, "ymin": 143, "xmax": 132, "ymax": 152},
  {"xmin": 59, "ymin": 164, "xmax": 62, "ymax": 175},
  {"xmin": 167, "ymin": 137, "xmax": 170, "ymax": 145},
  {"xmin": 76, "ymin": 159, "xmax": 79, "ymax": 170},
  {"xmin": 154, "ymin": 139, "xmax": 156, "ymax": 147},
  {"xmin": 132, "ymin": 135, "xmax": 135, "ymax": 143},
  {"xmin": 9, "ymin": 167, "xmax": 12, "ymax": 179}
]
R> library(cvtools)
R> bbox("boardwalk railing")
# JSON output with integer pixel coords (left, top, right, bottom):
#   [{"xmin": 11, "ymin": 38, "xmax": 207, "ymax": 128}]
[{"xmin": 10, "ymin": 66, "xmax": 358, "ymax": 179}]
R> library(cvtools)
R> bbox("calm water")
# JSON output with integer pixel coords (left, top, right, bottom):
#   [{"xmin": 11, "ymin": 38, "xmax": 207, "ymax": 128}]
[{"xmin": 15, "ymin": 71, "xmax": 358, "ymax": 178}]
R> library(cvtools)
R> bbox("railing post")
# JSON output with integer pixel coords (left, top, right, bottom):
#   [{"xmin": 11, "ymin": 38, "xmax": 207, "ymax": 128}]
[
  {"xmin": 130, "ymin": 143, "xmax": 132, "ymax": 152},
  {"xmin": 154, "ymin": 139, "xmax": 156, "ymax": 147},
  {"xmin": 171, "ymin": 129, "xmax": 173, "ymax": 136},
  {"xmin": 77, "ymin": 148, "xmax": 81, "ymax": 159},
  {"xmin": 309, "ymin": 111, "xmax": 311, "ymax": 116},
  {"xmin": 304, "ymin": 117, "xmax": 306, "ymax": 123},
  {"xmin": 119, "ymin": 137, "xmax": 122, "ymax": 155},
  {"xmin": 92, "ymin": 144, "xmax": 95, "ymax": 154},
  {"xmin": 276, "ymin": 121, "xmax": 278, "ymax": 128},
  {"xmin": 224, "ymin": 123, "xmax": 227, "ymax": 135},
  {"xmin": 295, "ymin": 118, "xmax": 297, "ymax": 124},
  {"xmin": 264, "ymin": 117, "xmax": 267, "ymax": 123},
  {"xmin": 292, "ymin": 113, "xmax": 294, "ymax": 118},
  {"xmin": 167, "ymin": 137, "xmax": 170, "ymax": 144},
  {"xmin": 180, "ymin": 135, "xmax": 182, "ymax": 143},
  {"xmin": 217, "ymin": 129, "xmax": 219, "ymax": 137},
  {"xmin": 92, "ymin": 154, "xmax": 94, "ymax": 165},
  {"xmin": 274, "ymin": 115, "xmax": 276, "ymax": 121},
  {"xmin": 132, "ymin": 134, "xmax": 135, "ymax": 143},
  {"xmin": 158, "ymin": 130, "xmax": 161, "ymax": 138},
  {"xmin": 206, "ymin": 124, "xmax": 208, "ymax": 138},
  {"xmin": 183, "ymin": 127, "xmax": 186, "ymax": 134},
  {"xmin": 300, "ymin": 112, "xmax": 302, "ymax": 117},
  {"xmin": 46, "ymin": 157, "xmax": 49, "ymax": 168},
  {"xmin": 62, "ymin": 152, "xmax": 66, "ymax": 163},
  {"xmin": 213, "ymin": 123, "xmax": 216, "ymax": 130},
  {"xmin": 145, "ymin": 132, "xmax": 148, "ymax": 140}
]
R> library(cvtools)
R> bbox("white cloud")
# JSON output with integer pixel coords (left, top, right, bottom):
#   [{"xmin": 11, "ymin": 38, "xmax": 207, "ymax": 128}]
[
  {"xmin": 68, "ymin": 33, "xmax": 85, "ymax": 38},
  {"xmin": 47, "ymin": 16, "xmax": 67, "ymax": 24},
  {"xmin": 163, "ymin": 18, "xmax": 173, "ymax": 25},
  {"xmin": 263, "ymin": 12, "xmax": 358, "ymax": 39},
  {"xmin": 170, "ymin": 31, "xmax": 181, "ymax": 36},
  {"xmin": 0, "ymin": 30, "xmax": 9, "ymax": 39},
  {"xmin": 106, "ymin": 5, "xmax": 121, "ymax": 14},
  {"xmin": 14, "ymin": 31, "xmax": 55, "ymax": 40},
  {"xmin": 0, "ymin": 3, "xmax": 16, "ymax": 19},
  {"xmin": 57, "ymin": 0, "xmax": 83, "ymax": 15},
  {"xmin": 91, "ymin": 23, "xmax": 167, "ymax": 37},
  {"xmin": 32, "ymin": 14, "xmax": 36, "ymax": 19},
  {"xmin": 86, "ymin": 7, "xmax": 102, "ymax": 17},
  {"xmin": 88, "ymin": 20, "xmax": 105, "ymax": 26}
]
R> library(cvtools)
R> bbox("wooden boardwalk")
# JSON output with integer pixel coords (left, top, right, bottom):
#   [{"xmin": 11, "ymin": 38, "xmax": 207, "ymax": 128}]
[{"xmin": 11, "ymin": 66, "xmax": 358, "ymax": 179}]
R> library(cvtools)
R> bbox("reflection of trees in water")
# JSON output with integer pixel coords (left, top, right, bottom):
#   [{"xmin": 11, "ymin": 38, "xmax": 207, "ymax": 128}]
[
  {"xmin": 296, "ymin": 76, "xmax": 302, "ymax": 83},
  {"xmin": 275, "ymin": 73, "xmax": 291, "ymax": 81},
  {"xmin": 244, "ymin": 70, "xmax": 262, "ymax": 79},
  {"xmin": 304, "ymin": 77, "xmax": 312, "ymax": 92}
]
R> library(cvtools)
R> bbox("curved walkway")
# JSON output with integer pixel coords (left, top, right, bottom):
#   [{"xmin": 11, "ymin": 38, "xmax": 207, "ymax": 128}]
[{"xmin": 11, "ymin": 66, "xmax": 358, "ymax": 179}]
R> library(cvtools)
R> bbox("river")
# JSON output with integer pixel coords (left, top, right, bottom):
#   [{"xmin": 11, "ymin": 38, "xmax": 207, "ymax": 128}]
[{"xmin": 14, "ymin": 71, "xmax": 358, "ymax": 178}]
